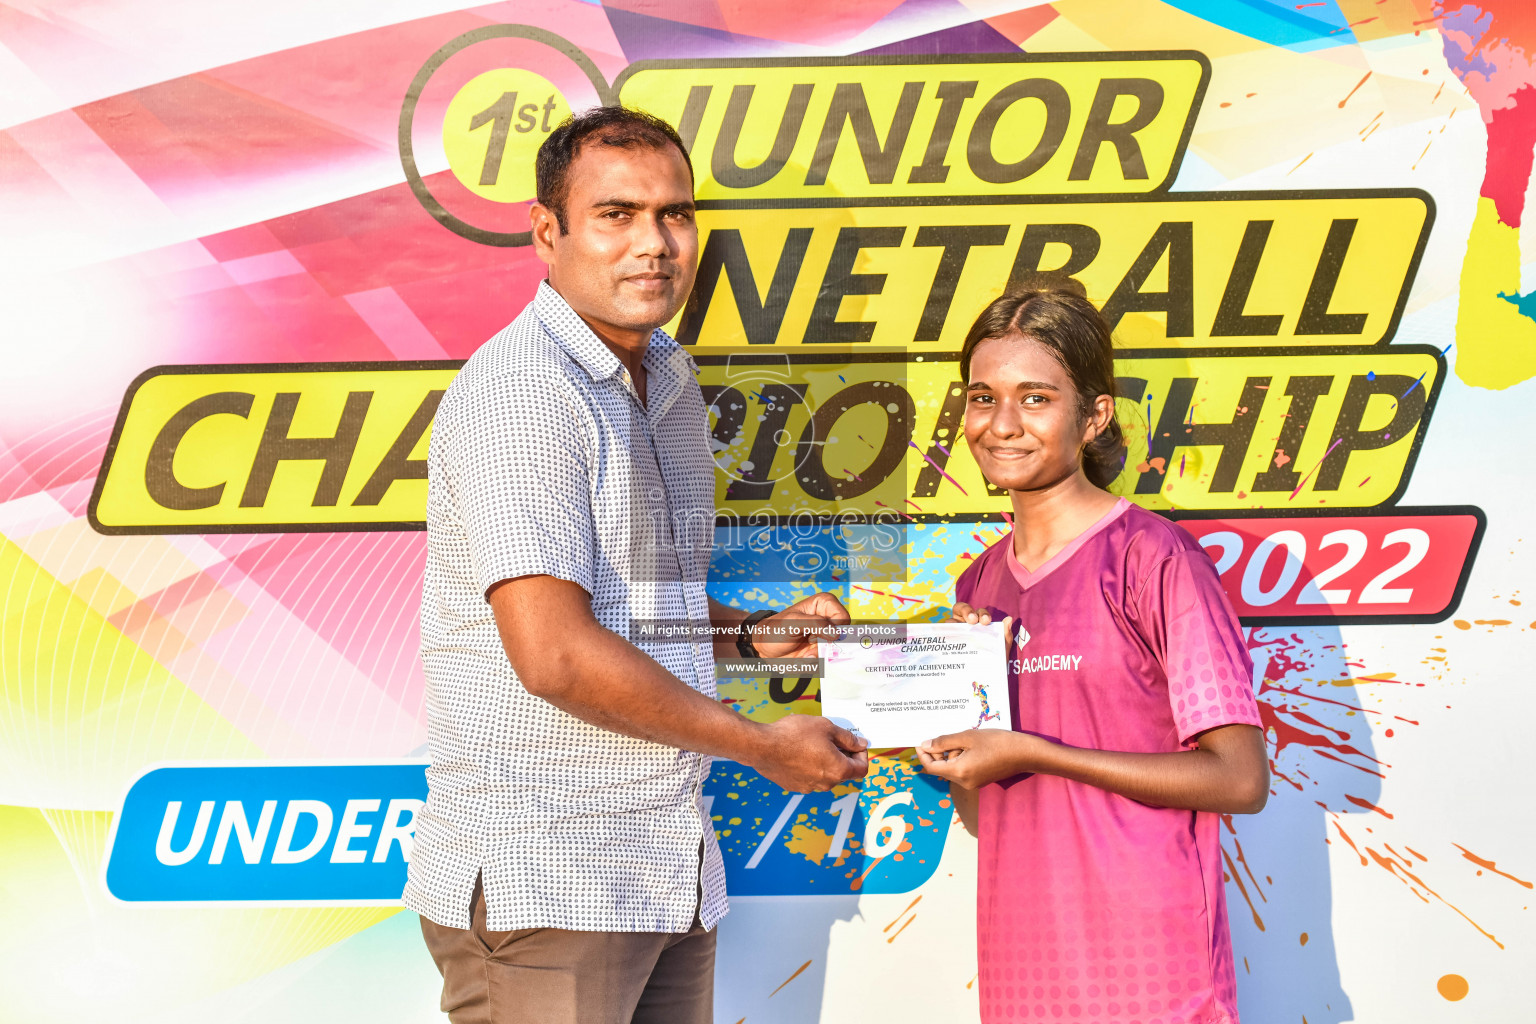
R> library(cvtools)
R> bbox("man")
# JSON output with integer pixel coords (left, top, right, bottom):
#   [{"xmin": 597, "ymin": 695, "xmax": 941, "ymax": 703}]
[{"xmin": 405, "ymin": 106, "xmax": 870, "ymax": 1024}]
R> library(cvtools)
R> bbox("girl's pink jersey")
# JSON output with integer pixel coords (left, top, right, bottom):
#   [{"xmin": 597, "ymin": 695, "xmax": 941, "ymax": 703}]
[{"xmin": 955, "ymin": 499, "xmax": 1263, "ymax": 1024}]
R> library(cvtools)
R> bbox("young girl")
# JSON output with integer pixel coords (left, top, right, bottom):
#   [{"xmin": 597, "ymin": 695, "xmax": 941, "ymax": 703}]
[{"xmin": 917, "ymin": 281, "xmax": 1269, "ymax": 1024}]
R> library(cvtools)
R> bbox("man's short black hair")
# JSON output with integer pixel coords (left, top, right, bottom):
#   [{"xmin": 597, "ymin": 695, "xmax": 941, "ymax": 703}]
[{"xmin": 535, "ymin": 106, "xmax": 694, "ymax": 233}]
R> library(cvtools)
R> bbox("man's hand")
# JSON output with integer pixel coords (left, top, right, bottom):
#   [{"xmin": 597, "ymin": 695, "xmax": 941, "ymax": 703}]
[
  {"xmin": 749, "ymin": 714, "xmax": 870, "ymax": 792},
  {"xmin": 751, "ymin": 592, "xmax": 852, "ymax": 659}
]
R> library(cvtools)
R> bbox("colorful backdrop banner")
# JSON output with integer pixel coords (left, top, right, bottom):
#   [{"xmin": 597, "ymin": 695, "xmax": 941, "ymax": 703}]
[{"xmin": 2, "ymin": 2, "xmax": 1533, "ymax": 1022}]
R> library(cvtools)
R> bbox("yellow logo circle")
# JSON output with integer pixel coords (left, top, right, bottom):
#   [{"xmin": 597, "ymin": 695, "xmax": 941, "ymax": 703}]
[{"xmin": 442, "ymin": 69, "xmax": 570, "ymax": 203}]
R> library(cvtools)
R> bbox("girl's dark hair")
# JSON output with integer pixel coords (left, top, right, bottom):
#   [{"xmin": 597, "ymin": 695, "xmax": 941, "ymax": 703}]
[{"xmin": 958, "ymin": 277, "xmax": 1126, "ymax": 489}]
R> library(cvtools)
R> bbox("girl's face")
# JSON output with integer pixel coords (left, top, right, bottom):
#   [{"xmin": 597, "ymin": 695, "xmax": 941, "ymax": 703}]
[{"xmin": 963, "ymin": 333, "xmax": 1110, "ymax": 493}]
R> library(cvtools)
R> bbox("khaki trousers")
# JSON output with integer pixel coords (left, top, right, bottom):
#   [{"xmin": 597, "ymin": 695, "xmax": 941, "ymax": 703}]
[{"xmin": 419, "ymin": 876, "xmax": 716, "ymax": 1024}]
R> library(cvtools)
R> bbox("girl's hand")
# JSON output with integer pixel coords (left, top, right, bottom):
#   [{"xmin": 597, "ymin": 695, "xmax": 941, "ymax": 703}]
[
  {"xmin": 950, "ymin": 604, "xmax": 1015, "ymax": 654},
  {"xmin": 916, "ymin": 729, "xmax": 1051, "ymax": 789},
  {"xmin": 950, "ymin": 601, "xmax": 993, "ymax": 624}
]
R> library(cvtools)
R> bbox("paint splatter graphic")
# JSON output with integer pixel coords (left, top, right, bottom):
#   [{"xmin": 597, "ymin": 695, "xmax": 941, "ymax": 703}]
[
  {"xmin": 1213, "ymin": 618, "xmax": 1530, "ymax": 1020},
  {"xmin": 1436, "ymin": 0, "xmax": 1536, "ymax": 387},
  {"xmin": 703, "ymin": 753, "xmax": 951, "ymax": 895}
]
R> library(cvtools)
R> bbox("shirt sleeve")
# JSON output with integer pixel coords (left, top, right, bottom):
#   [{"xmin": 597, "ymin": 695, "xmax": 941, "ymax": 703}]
[
  {"xmin": 439, "ymin": 371, "xmax": 596, "ymax": 599},
  {"xmin": 1133, "ymin": 549, "xmax": 1262, "ymax": 745}
]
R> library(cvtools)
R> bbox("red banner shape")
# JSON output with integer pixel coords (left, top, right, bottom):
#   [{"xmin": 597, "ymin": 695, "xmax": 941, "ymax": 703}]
[{"xmin": 1171, "ymin": 507, "xmax": 1485, "ymax": 625}]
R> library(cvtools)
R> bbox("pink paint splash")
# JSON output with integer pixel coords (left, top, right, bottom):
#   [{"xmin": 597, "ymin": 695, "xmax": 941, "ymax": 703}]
[
  {"xmin": 1437, "ymin": 1, "xmax": 1536, "ymax": 226},
  {"xmin": 852, "ymin": 584, "xmax": 921, "ymax": 606},
  {"xmin": 1289, "ymin": 437, "xmax": 1344, "ymax": 499},
  {"xmin": 907, "ymin": 440, "xmax": 968, "ymax": 495}
]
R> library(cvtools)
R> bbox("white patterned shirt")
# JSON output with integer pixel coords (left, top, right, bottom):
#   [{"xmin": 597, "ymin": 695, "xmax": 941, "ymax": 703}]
[{"xmin": 404, "ymin": 282, "xmax": 727, "ymax": 933}]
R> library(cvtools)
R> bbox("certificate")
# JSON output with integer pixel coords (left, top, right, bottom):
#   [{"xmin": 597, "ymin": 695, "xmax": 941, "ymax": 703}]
[{"xmin": 819, "ymin": 622, "xmax": 1011, "ymax": 747}]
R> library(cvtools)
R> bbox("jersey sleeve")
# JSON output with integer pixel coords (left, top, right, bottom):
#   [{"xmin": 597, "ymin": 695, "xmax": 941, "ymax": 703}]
[
  {"xmin": 1133, "ymin": 549, "xmax": 1262, "ymax": 745},
  {"xmin": 438, "ymin": 372, "xmax": 596, "ymax": 599}
]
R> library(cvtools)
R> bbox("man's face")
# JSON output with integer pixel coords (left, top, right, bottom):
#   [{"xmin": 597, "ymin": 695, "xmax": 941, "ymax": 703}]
[{"xmin": 533, "ymin": 142, "xmax": 698, "ymax": 341}]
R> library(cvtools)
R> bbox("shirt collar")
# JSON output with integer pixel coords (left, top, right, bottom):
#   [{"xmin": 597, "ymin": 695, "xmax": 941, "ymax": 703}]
[
  {"xmin": 642, "ymin": 332, "xmax": 696, "ymax": 421},
  {"xmin": 535, "ymin": 281, "xmax": 696, "ymax": 416},
  {"xmin": 535, "ymin": 282, "xmax": 625, "ymax": 381}
]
